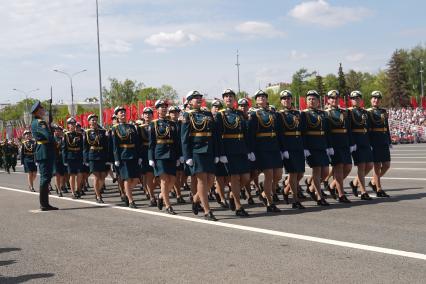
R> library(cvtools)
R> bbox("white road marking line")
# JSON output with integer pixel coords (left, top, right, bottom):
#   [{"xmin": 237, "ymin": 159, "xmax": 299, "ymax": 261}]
[
  {"xmin": 1, "ymin": 185, "xmax": 425, "ymax": 261},
  {"xmin": 391, "ymin": 161, "xmax": 426, "ymax": 164}
]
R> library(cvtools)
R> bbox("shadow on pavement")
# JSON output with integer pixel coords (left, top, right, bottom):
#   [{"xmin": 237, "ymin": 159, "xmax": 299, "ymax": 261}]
[
  {"xmin": 0, "ymin": 248, "xmax": 21, "ymax": 254},
  {"xmin": 0, "ymin": 273, "xmax": 55, "ymax": 283}
]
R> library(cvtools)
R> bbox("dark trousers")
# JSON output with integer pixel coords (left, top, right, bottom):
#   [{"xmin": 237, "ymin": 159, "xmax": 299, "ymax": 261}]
[{"xmin": 38, "ymin": 160, "xmax": 53, "ymax": 207}]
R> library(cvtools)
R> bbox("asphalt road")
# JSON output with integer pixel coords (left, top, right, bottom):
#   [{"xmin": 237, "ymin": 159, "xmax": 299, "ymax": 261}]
[{"xmin": 1, "ymin": 144, "xmax": 426, "ymax": 283}]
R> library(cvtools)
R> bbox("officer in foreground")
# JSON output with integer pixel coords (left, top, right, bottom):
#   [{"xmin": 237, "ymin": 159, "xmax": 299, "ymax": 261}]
[{"xmin": 30, "ymin": 100, "xmax": 58, "ymax": 211}]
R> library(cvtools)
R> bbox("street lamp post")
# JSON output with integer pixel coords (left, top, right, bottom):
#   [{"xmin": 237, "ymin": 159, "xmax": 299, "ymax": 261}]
[
  {"xmin": 53, "ymin": 69, "xmax": 87, "ymax": 117},
  {"xmin": 420, "ymin": 60, "xmax": 424, "ymax": 99},
  {"xmin": 96, "ymin": 0, "xmax": 104, "ymax": 126},
  {"xmin": 12, "ymin": 88, "xmax": 39, "ymax": 127}
]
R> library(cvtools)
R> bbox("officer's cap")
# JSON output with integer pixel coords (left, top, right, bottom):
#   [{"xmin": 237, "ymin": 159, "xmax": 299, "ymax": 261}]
[
  {"xmin": 306, "ymin": 90, "xmax": 320, "ymax": 98},
  {"xmin": 371, "ymin": 91, "xmax": 383, "ymax": 99},
  {"xmin": 67, "ymin": 117, "xmax": 77, "ymax": 124},
  {"xmin": 186, "ymin": 90, "xmax": 202, "ymax": 101},
  {"xmin": 280, "ymin": 90, "xmax": 293, "ymax": 99},
  {"xmin": 222, "ymin": 88, "xmax": 236, "ymax": 98},
  {"xmin": 254, "ymin": 90, "xmax": 268, "ymax": 99},
  {"xmin": 143, "ymin": 107, "xmax": 153, "ymax": 114},
  {"xmin": 168, "ymin": 106, "xmax": 180, "ymax": 113},
  {"xmin": 350, "ymin": 90, "xmax": 362, "ymax": 99},
  {"xmin": 87, "ymin": 114, "xmax": 98, "ymax": 121},
  {"xmin": 238, "ymin": 98, "xmax": 249, "ymax": 106},
  {"xmin": 212, "ymin": 99, "xmax": 222, "ymax": 107},
  {"xmin": 326, "ymin": 90, "xmax": 339, "ymax": 98},
  {"xmin": 30, "ymin": 100, "xmax": 42, "ymax": 114},
  {"xmin": 114, "ymin": 106, "xmax": 125, "ymax": 115},
  {"xmin": 23, "ymin": 130, "xmax": 31, "ymax": 135},
  {"xmin": 155, "ymin": 100, "xmax": 167, "ymax": 109}
]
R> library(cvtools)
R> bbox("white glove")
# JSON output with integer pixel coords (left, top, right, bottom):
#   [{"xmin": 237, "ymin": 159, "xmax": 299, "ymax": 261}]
[
  {"xmin": 176, "ymin": 160, "xmax": 180, "ymax": 166},
  {"xmin": 64, "ymin": 163, "xmax": 68, "ymax": 167},
  {"xmin": 105, "ymin": 162, "xmax": 111, "ymax": 165},
  {"xmin": 304, "ymin": 149, "xmax": 311, "ymax": 158},
  {"xmin": 214, "ymin": 157, "xmax": 219, "ymax": 164},
  {"xmin": 248, "ymin": 152, "xmax": 256, "ymax": 162},
  {"xmin": 114, "ymin": 161, "xmax": 120, "ymax": 167},
  {"xmin": 84, "ymin": 162, "xmax": 89, "ymax": 167},
  {"xmin": 219, "ymin": 156, "xmax": 228, "ymax": 163},
  {"xmin": 281, "ymin": 151, "xmax": 289, "ymax": 159},
  {"xmin": 149, "ymin": 160, "xmax": 155, "ymax": 167},
  {"xmin": 179, "ymin": 156, "xmax": 184, "ymax": 163},
  {"xmin": 138, "ymin": 158, "xmax": 143, "ymax": 165},
  {"xmin": 326, "ymin": 148, "xmax": 334, "ymax": 156},
  {"xmin": 35, "ymin": 163, "xmax": 39, "ymax": 167},
  {"xmin": 350, "ymin": 145, "xmax": 357, "ymax": 153},
  {"xmin": 185, "ymin": 159, "xmax": 194, "ymax": 166}
]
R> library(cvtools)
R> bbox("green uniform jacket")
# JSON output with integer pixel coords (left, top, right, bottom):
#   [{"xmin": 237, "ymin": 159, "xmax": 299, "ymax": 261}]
[{"xmin": 31, "ymin": 118, "xmax": 55, "ymax": 161}]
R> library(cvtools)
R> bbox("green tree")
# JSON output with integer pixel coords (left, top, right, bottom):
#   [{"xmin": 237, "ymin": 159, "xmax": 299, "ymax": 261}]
[
  {"xmin": 316, "ymin": 75, "xmax": 325, "ymax": 97},
  {"xmin": 338, "ymin": 63, "xmax": 349, "ymax": 104},
  {"xmin": 323, "ymin": 73, "xmax": 339, "ymax": 91},
  {"xmin": 345, "ymin": 70, "xmax": 363, "ymax": 91},
  {"xmin": 103, "ymin": 78, "xmax": 145, "ymax": 107},
  {"xmin": 386, "ymin": 49, "xmax": 410, "ymax": 107}
]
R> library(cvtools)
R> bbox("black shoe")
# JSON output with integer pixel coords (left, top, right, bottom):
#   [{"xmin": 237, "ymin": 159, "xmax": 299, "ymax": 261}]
[
  {"xmin": 192, "ymin": 202, "xmax": 199, "ymax": 215},
  {"xmin": 368, "ymin": 181, "xmax": 377, "ymax": 193},
  {"xmin": 58, "ymin": 192, "xmax": 63, "ymax": 197},
  {"xmin": 338, "ymin": 195, "xmax": 351, "ymax": 203},
  {"xmin": 317, "ymin": 198, "xmax": 330, "ymax": 206},
  {"xmin": 350, "ymin": 180, "xmax": 359, "ymax": 197},
  {"xmin": 292, "ymin": 201, "xmax": 305, "ymax": 209},
  {"xmin": 176, "ymin": 196, "xmax": 186, "ymax": 204},
  {"xmin": 327, "ymin": 185, "xmax": 337, "ymax": 200},
  {"xmin": 229, "ymin": 197, "xmax": 236, "ymax": 211},
  {"xmin": 306, "ymin": 189, "xmax": 317, "ymax": 201},
  {"xmin": 260, "ymin": 194, "xmax": 268, "ymax": 206},
  {"xmin": 235, "ymin": 207, "xmax": 249, "ymax": 217},
  {"xmin": 214, "ymin": 192, "xmax": 221, "ymax": 204},
  {"xmin": 208, "ymin": 193, "xmax": 215, "ymax": 201},
  {"xmin": 146, "ymin": 193, "xmax": 151, "ymax": 200},
  {"xmin": 247, "ymin": 197, "xmax": 255, "ymax": 205},
  {"xmin": 62, "ymin": 187, "xmax": 68, "ymax": 193},
  {"xmin": 321, "ymin": 189, "xmax": 328, "ymax": 198},
  {"xmin": 149, "ymin": 198, "xmax": 157, "ymax": 207},
  {"xmin": 283, "ymin": 193, "xmax": 289, "ymax": 204},
  {"xmin": 96, "ymin": 197, "xmax": 104, "ymax": 204},
  {"xmin": 272, "ymin": 193, "xmax": 280, "ymax": 202},
  {"xmin": 219, "ymin": 200, "xmax": 229, "ymax": 209},
  {"xmin": 124, "ymin": 196, "xmax": 129, "ymax": 207},
  {"xmin": 196, "ymin": 202, "xmax": 203, "ymax": 212},
  {"xmin": 166, "ymin": 207, "xmax": 177, "ymax": 215},
  {"xmin": 267, "ymin": 204, "xmax": 281, "ymax": 213},
  {"xmin": 360, "ymin": 192, "xmax": 372, "ymax": 200},
  {"xmin": 30, "ymin": 187, "xmax": 36, "ymax": 192},
  {"xmin": 170, "ymin": 191, "xmax": 177, "ymax": 198},
  {"xmin": 204, "ymin": 211, "xmax": 218, "ymax": 221},
  {"xmin": 304, "ymin": 178, "xmax": 311, "ymax": 187},
  {"xmin": 40, "ymin": 205, "xmax": 59, "ymax": 211},
  {"xmin": 157, "ymin": 195, "xmax": 164, "ymax": 210},
  {"xmin": 322, "ymin": 180, "xmax": 329, "ymax": 190},
  {"xmin": 112, "ymin": 178, "xmax": 117, "ymax": 183},
  {"xmin": 377, "ymin": 190, "xmax": 390, "ymax": 197},
  {"xmin": 80, "ymin": 190, "xmax": 86, "ymax": 196},
  {"xmin": 297, "ymin": 187, "xmax": 307, "ymax": 199},
  {"xmin": 129, "ymin": 201, "xmax": 137, "ymax": 209}
]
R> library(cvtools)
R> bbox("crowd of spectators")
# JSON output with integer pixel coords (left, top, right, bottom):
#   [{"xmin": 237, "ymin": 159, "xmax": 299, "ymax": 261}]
[{"xmin": 388, "ymin": 107, "xmax": 426, "ymax": 143}]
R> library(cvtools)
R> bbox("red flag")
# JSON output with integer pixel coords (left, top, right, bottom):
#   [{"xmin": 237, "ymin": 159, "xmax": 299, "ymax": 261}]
[
  {"xmin": 359, "ymin": 99, "xmax": 365, "ymax": 108},
  {"xmin": 246, "ymin": 97, "xmax": 252, "ymax": 108},
  {"xmin": 422, "ymin": 97, "xmax": 426, "ymax": 109},
  {"xmin": 138, "ymin": 101, "xmax": 144, "ymax": 116},
  {"xmin": 339, "ymin": 98, "xmax": 346, "ymax": 108},
  {"xmin": 411, "ymin": 96, "xmax": 418, "ymax": 108},
  {"xmin": 201, "ymin": 99, "xmax": 207, "ymax": 107},
  {"xmin": 131, "ymin": 104, "xmax": 138, "ymax": 121},
  {"xmin": 145, "ymin": 100, "xmax": 152, "ymax": 108},
  {"xmin": 153, "ymin": 110, "xmax": 158, "ymax": 119},
  {"xmin": 299, "ymin": 97, "xmax": 307, "ymax": 110}
]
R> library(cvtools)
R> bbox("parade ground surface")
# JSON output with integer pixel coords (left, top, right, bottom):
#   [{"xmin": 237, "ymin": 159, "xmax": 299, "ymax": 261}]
[{"xmin": 1, "ymin": 144, "xmax": 426, "ymax": 283}]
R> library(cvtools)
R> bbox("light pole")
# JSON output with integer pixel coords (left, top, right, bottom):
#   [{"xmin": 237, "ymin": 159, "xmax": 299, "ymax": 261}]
[
  {"xmin": 235, "ymin": 50, "xmax": 241, "ymax": 95},
  {"xmin": 420, "ymin": 60, "xmax": 424, "ymax": 99},
  {"xmin": 12, "ymin": 88, "xmax": 39, "ymax": 127},
  {"xmin": 53, "ymin": 69, "xmax": 87, "ymax": 117},
  {"xmin": 96, "ymin": 0, "xmax": 104, "ymax": 126}
]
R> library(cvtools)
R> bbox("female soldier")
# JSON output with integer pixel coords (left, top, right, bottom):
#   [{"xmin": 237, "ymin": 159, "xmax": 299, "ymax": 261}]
[
  {"xmin": 138, "ymin": 107, "xmax": 157, "ymax": 206},
  {"xmin": 215, "ymin": 89, "xmax": 250, "ymax": 216},
  {"xmin": 62, "ymin": 117, "xmax": 83, "ymax": 199},
  {"xmin": 21, "ymin": 130, "xmax": 37, "ymax": 192},
  {"xmin": 367, "ymin": 91, "xmax": 391, "ymax": 197},
  {"xmin": 77, "ymin": 123, "xmax": 90, "ymax": 194},
  {"xmin": 83, "ymin": 114, "xmax": 109, "ymax": 203},
  {"xmin": 277, "ymin": 90, "xmax": 305, "ymax": 209},
  {"xmin": 53, "ymin": 126, "xmax": 65, "ymax": 197},
  {"xmin": 248, "ymin": 90, "xmax": 283, "ymax": 213},
  {"xmin": 348, "ymin": 91, "xmax": 373, "ymax": 200},
  {"xmin": 211, "ymin": 99, "xmax": 229, "ymax": 208},
  {"xmin": 324, "ymin": 90, "xmax": 353, "ymax": 203},
  {"xmin": 301, "ymin": 90, "xmax": 331, "ymax": 206},
  {"xmin": 168, "ymin": 105, "xmax": 186, "ymax": 204},
  {"xmin": 149, "ymin": 100, "xmax": 181, "ymax": 214},
  {"xmin": 112, "ymin": 106, "xmax": 142, "ymax": 208},
  {"xmin": 181, "ymin": 90, "xmax": 218, "ymax": 221}
]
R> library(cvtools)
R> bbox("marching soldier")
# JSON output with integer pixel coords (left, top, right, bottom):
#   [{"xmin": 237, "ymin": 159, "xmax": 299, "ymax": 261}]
[
  {"xmin": 30, "ymin": 100, "xmax": 58, "ymax": 210},
  {"xmin": 112, "ymin": 106, "xmax": 142, "ymax": 208},
  {"xmin": 215, "ymin": 89, "xmax": 250, "ymax": 216},
  {"xmin": 53, "ymin": 126, "xmax": 66, "ymax": 197},
  {"xmin": 301, "ymin": 90, "xmax": 331, "ymax": 206},
  {"xmin": 181, "ymin": 90, "xmax": 218, "ymax": 221},
  {"xmin": 168, "ymin": 106, "xmax": 186, "ymax": 204},
  {"xmin": 211, "ymin": 99, "xmax": 229, "ymax": 208},
  {"xmin": 21, "ymin": 130, "xmax": 37, "ymax": 192},
  {"xmin": 83, "ymin": 114, "xmax": 109, "ymax": 203},
  {"xmin": 62, "ymin": 118, "xmax": 83, "ymax": 198},
  {"xmin": 248, "ymin": 90, "xmax": 283, "ymax": 212},
  {"xmin": 3, "ymin": 139, "xmax": 13, "ymax": 174},
  {"xmin": 348, "ymin": 91, "xmax": 373, "ymax": 200},
  {"xmin": 324, "ymin": 90, "xmax": 353, "ymax": 203},
  {"xmin": 277, "ymin": 90, "xmax": 305, "ymax": 209},
  {"xmin": 149, "ymin": 100, "xmax": 181, "ymax": 214},
  {"xmin": 138, "ymin": 107, "xmax": 157, "ymax": 206},
  {"xmin": 10, "ymin": 139, "xmax": 19, "ymax": 172},
  {"xmin": 77, "ymin": 123, "xmax": 90, "ymax": 193},
  {"xmin": 367, "ymin": 91, "xmax": 391, "ymax": 197}
]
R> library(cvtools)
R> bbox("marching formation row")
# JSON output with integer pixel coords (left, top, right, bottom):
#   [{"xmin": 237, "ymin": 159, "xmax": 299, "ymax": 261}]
[{"xmin": 23, "ymin": 88, "xmax": 392, "ymax": 220}]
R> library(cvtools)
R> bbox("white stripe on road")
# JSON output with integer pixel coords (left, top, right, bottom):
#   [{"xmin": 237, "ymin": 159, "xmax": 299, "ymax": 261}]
[{"xmin": 1, "ymin": 185, "xmax": 425, "ymax": 261}]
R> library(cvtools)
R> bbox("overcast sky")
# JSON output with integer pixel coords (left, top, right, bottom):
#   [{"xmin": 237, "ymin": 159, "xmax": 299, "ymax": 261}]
[{"xmin": 1, "ymin": 0, "xmax": 425, "ymax": 103}]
